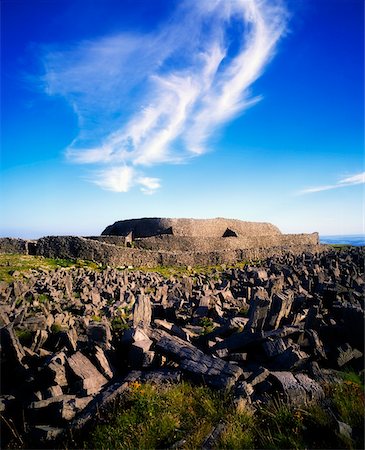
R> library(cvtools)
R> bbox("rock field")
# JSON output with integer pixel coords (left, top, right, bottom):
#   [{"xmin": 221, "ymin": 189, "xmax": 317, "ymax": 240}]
[{"xmin": 0, "ymin": 247, "xmax": 364, "ymax": 448}]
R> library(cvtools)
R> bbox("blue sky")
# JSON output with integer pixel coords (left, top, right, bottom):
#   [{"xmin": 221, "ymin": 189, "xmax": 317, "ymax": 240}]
[{"xmin": 1, "ymin": 0, "xmax": 363, "ymax": 238}]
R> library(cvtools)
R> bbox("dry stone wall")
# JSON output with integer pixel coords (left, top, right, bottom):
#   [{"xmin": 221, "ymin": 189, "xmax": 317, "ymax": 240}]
[
  {"xmin": 102, "ymin": 217, "xmax": 282, "ymax": 238},
  {"xmin": 1, "ymin": 235, "xmax": 325, "ymax": 267},
  {"xmin": 135, "ymin": 233, "xmax": 319, "ymax": 252}
]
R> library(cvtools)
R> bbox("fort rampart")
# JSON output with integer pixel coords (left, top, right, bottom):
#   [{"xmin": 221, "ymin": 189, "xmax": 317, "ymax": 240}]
[{"xmin": 0, "ymin": 218, "xmax": 324, "ymax": 266}]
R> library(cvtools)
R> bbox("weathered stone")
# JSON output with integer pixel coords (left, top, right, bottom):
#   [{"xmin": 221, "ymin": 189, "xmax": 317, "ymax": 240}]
[
  {"xmin": 93, "ymin": 346, "xmax": 114, "ymax": 380},
  {"xmin": 129, "ymin": 337, "xmax": 153, "ymax": 368},
  {"xmin": 272, "ymin": 346, "xmax": 309, "ymax": 371},
  {"xmin": 71, "ymin": 371, "xmax": 142, "ymax": 431},
  {"xmin": 267, "ymin": 290, "xmax": 294, "ymax": 329},
  {"xmin": 153, "ymin": 330, "xmax": 242, "ymax": 389},
  {"xmin": 44, "ymin": 385, "xmax": 63, "ymax": 399},
  {"xmin": 247, "ymin": 288, "xmax": 271, "ymax": 331},
  {"xmin": 31, "ymin": 330, "xmax": 48, "ymax": 353},
  {"xmin": 66, "ymin": 352, "xmax": 108, "ymax": 395},
  {"xmin": 87, "ymin": 321, "xmax": 112, "ymax": 350},
  {"xmin": 133, "ymin": 294, "xmax": 152, "ymax": 329},
  {"xmin": 0, "ymin": 324, "xmax": 27, "ymax": 370},
  {"xmin": 247, "ymin": 367, "xmax": 270, "ymax": 386},
  {"xmin": 28, "ymin": 395, "xmax": 92, "ymax": 424},
  {"xmin": 262, "ymin": 338, "xmax": 287, "ymax": 358},
  {"xmin": 23, "ymin": 315, "xmax": 48, "ymax": 331},
  {"xmin": 154, "ymin": 319, "xmax": 189, "ymax": 341},
  {"xmin": 0, "ymin": 395, "xmax": 16, "ymax": 413},
  {"xmin": 43, "ymin": 352, "xmax": 68, "ymax": 387},
  {"xmin": 335, "ymin": 343, "xmax": 363, "ymax": 368},
  {"xmin": 30, "ymin": 425, "xmax": 64, "ymax": 443},
  {"xmin": 270, "ymin": 371, "xmax": 324, "ymax": 405},
  {"xmin": 336, "ymin": 420, "xmax": 352, "ymax": 440}
]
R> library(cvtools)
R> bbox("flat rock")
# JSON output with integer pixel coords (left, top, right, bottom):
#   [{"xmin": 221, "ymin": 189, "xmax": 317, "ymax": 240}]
[
  {"xmin": 153, "ymin": 330, "xmax": 242, "ymax": 389},
  {"xmin": 66, "ymin": 352, "xmax": 108, "ymax": 395}
]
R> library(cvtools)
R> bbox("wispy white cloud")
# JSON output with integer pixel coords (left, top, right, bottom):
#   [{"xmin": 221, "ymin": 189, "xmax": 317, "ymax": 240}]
[
  {"xmin": 299, "ymin": 171, "xmax": 365, "ymax": 194},
  {"xmin": 41, "ymin": 0, "xmax": 287, "ymax": 192}
]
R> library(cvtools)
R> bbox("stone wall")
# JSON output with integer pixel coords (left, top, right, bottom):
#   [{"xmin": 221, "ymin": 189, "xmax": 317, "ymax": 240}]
[
  {"xmin": 0, "ymin": 235, "xmax": 326, "ymax": 268},
  {"xmin": 102, "ymin": 217, "xmax": 282, "ymax": 238},
  {"xmin": 135, "ymin": 233, "xmax": 319, "ymax": 252},
  {"xmin": 0, "ymin": 238, "xmax": 36, "ymax": 255}
]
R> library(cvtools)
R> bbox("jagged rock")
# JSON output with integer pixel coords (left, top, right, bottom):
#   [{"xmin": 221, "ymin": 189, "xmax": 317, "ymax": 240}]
[
  {"xmin": 66, "ymin": 352, "xmax": 108, "ymax": 395},
  {"xmin": 270, "ymin": 371, "xmax": 324, "ymax": 405},
  {"xmin": 272, "ymin": 346, "xmax": 309, "ymax": 371},
  {"xmin": 31, "ymin": 330, "xmax": 48, "ymax": 353},
  {"xmin": 0, "ymin": 324, "xmax": 27, "ymax": 370},
  {"xmin": 129, "ymin": 336, "xmax": 154, "ymax": 368},
  {"xmin": 154, "ymin": 319, "xmax": 189, "ymax": 341},
  {"xmin": 267, "ymin": 290, "xmax": 294, "ymax": 329},
  {"xmin": 43, "ymin": 352, "xmax": 68, "ymax": 387},
  {"xmin": 29, "ymin": 425, "xmax": 64, "ymax": 443},
  {"xmin": 0, "ymin": 395, "xmax": 16, "ymax": 413},
  {"xmin": 247, "ymin": 288, "xmax": 270, "ymax": 331},
  {"xmin": 87, "ymin": 321, "xmax": 111, "ymax": 350},
  {"xmin": 153, "ymin": 330, "xmax": 242, "ymax": 389},
  {"xmin": 71, "ymin": 371, "xmax": 142, "ymax": 431},
  {"xmin": 262, "ymin": 338, "xmax": 287, "ymax": 358},
  {"xmin": 28, "ymin": 395, "xmax": 92, "ymax": 424},
  {"xmin": 247, "ymin": 367, "xmax": 270, "ymax": 386},
  {"xmin": 93, "ymin": 346, "xmax": 114, "ymax": 380},
  {"xmin": 44, "ymin": 385, "xmax": 63, "ymax": 399},
  {"xmin": 133, "ymin": 294, "xmax": 152, "ymax": 329},
  {"xmin": 335, "ymin": 343, "xmax": 363, "ymax": 368},
  {"xmin": 22, "ymin": 315, "xmax": 49, "ymax": 331}
]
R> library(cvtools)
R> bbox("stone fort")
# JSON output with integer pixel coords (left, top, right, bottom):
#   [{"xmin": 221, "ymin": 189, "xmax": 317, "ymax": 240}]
[{"xmin": 0, "ymin": 218, "xmax": 322, "ymax": 267}]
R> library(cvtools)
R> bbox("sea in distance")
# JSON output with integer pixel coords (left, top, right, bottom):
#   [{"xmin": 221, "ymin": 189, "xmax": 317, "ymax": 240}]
[{"xmin": 320, "ymin": 234, "xmax": 365, "ymax": 246}]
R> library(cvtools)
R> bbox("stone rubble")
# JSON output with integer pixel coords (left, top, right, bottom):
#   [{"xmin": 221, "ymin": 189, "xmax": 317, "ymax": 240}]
[{"xmin": 0, "ymin": 247, "xmax": 364, "ymax": 448}]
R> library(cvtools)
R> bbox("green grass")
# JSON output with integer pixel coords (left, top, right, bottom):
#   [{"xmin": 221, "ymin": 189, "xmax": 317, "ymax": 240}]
[
  {"xmin": 130, "ymin": 260, "xmax": 258, "ymax": 279},
  {"xmin": 85, "ymin": 382, "xmax": 236, "ymax": 450},
  {"xmin": 199, "ymin": 317, "xmax": 216, "ymax": 335},
  {"xmin": 0, "ymin": 253, "xmax": 261, "ymax": 283},
  {"xmin": 0, "ymin": 254, "xmax": 101, "ymax": 282},
  {"xmin": 81, "ymin": 377, "xmax": 364, "ymax": 450}
]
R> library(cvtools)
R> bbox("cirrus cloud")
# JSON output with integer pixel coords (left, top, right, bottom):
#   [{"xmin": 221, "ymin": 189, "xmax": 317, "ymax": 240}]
[
  {"xmin": 41, "ymin": 0, "xmax": 287, "ymax": 193},
  {"xmin": 299, "ymin": 171, "xmax": 365, "ymax": 194}
]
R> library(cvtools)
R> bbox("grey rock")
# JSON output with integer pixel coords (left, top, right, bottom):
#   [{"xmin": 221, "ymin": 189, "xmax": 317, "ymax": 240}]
[
  {"xmin": 93, "ymin": 346, "xmax": 114, "ymax": 380},
  {"xmin": 153, "ymin": 330, "xmax": 242, "ymax": 389},
  {"xmin": 44, "ymin": 352, "xmax": 68, "ymax": 387},
  {"xmin": 247, "ymin": 367, "xmax": 270, "ymax": 386},
  {"xmin": 67, "ymin": 352, "xmax": 108, "ymax": 395},
  {"xmin": 28, "ymin": 395, "xmax": 92, "ymax": 424},
  {"xmin": 133, "ymin": 294, "xmax": 152, "ymax": 329},
  {"xmin": 336, "ymin": 343, "xmax": 363, "ymax": 368},
  {"xmin": 87, "ymin": 321, "xmax": 112, "ymax": 350},
  {"xmin": 270, "ymin": 371, "xmax": 324, "ymax": 405},
  {"xmin": 267, "ymin": 290, "xmax": 294, "ymax": 329},
  {"xmin": 263, "ymin": 338, "xmax": 287, "ymax": 358},
  {"xmin": 247, "ymin": 288, "xmax": 271, "ymax": 331},
  {"xmin": 30, "ymin": 425, "xmax": 64, "ymax": 443}
]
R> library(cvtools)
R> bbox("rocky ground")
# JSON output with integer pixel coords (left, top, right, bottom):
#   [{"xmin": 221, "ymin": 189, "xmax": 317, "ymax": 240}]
[{"xmin": 0, "ymin": 247, "xmax": 364, "ymax": 448}]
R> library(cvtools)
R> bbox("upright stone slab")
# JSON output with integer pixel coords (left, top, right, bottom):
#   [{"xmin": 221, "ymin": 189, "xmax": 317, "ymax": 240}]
[
  {"xmin": 247, "ymin": 288, "xmax": 271, "ymax": 331},
  {"xmin": 132, "ymin": 294, "xmax": 152, "ymax": 329}
]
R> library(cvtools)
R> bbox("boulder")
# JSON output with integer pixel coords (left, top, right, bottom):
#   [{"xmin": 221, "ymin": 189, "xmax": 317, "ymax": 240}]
[
  {"xmin": 270, "ymin": 371, "xmax": 324, "ymax": 405},
  {"xmin": 153, "ymin": 330, "xmax": 242, "ymax": 389},
  {"xmin": 66, "ymin": 352, "xmax": 108, "ymax": 396}
]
